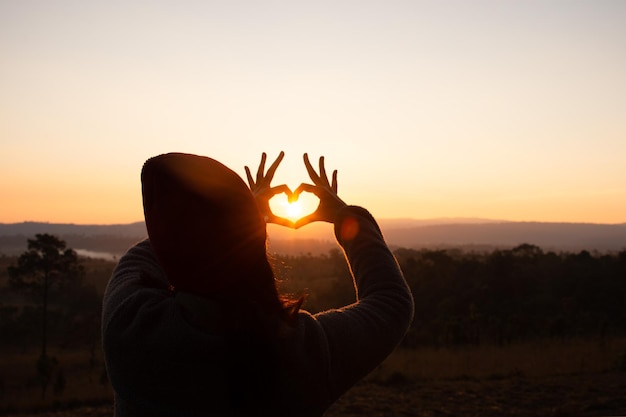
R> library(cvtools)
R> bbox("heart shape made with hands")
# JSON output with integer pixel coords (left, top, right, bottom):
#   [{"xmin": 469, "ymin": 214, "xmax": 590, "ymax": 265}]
[{"xmin": 269, "ymin": 189, "xmax": 320, "ymax": 225}]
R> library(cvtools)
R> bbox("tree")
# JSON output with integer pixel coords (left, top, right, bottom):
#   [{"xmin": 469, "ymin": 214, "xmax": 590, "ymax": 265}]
[{"xmin": 8, "ymin": 233, "xmax": 84, "ymax": 398}]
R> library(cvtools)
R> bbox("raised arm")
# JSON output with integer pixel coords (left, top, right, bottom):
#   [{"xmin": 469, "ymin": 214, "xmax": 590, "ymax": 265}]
[
  {"xmin": 320, "ymin": 205, "xmax": 414, "ymax": 398},
  {"xmin": 294, "ymin": 154, "xmax": 414, "ymax": 400}
]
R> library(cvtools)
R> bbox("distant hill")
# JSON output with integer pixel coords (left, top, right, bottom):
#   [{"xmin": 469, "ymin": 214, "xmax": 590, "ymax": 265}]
[
  {"xmin": 0, "ymin": 221, "xmax": 147, "ymax": 259},
  {"xmin": 0, "ymin": 221, "xmax": 147, "ymax": 237},
  {"xmin": 1, "ymin": 219, "xmax": 625, "ymax": 258},
  {"xmin": 381, "ymin": 222, "xmax": 626, "ymax": 253}
]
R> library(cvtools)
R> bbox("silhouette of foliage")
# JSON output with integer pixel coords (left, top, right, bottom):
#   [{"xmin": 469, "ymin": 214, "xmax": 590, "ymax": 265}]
[
  {"xmin": 6, "ymin": 234, "xmax": 84, "ymax": 399},
  {"xmin": 274, "ymin": 244, "xmax": 626, "ymax": 348},
  {"xmin": 395, "ymin": 244, "xmax": 626, "ymax": 347},
  {"xmin": 273, "ymin": 249, "xmax": 354, "ymax": 312},
  {"xmin": 3, "ymin": 241, "xmax": 626, "ymax": 357},
  {"xmin": 8, "ymin": 234, "xmax": 84, "ymax": 293}
]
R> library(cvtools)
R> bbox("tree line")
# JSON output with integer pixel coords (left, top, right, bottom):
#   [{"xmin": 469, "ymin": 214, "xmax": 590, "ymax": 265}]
[
  {"xmin": 275, "ymin": 244, "xmax": 626, "ymax": 348},
  {"xmin": 2, "ymin": 236, "xmax": 625, "ymax": 364},
  {"xmin": 398, "ymin": 244, "xmax": 626, "ymax": 347}
]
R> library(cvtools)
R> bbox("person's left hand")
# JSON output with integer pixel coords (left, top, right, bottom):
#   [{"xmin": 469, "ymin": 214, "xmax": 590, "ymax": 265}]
[
  {"xmin": 245, "ymin": 151, "xmax": 295, "ymax": 228},
  {"xmin": 293, "ymin": 153, "xmax": 347, "ymax": 229}
]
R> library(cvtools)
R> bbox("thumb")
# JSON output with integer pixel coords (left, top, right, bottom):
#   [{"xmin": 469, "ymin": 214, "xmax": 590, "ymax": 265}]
[{"xmin": 294, "ymin": 214, "xmax": 318, "ymax": 229}]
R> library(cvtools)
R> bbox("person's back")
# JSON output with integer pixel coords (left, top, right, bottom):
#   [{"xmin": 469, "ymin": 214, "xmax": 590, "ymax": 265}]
[{"xmin": 102, "ymin": 152, "xmax": 414, "ymax": 416}]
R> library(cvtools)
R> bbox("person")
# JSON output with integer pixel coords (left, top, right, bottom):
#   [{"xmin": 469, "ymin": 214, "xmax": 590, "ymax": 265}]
[{"xmin": 102, "ymin": 151, "xmax": 414, "ymax": 417}]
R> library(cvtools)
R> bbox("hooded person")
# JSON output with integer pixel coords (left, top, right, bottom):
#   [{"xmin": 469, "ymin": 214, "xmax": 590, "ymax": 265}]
[
  {"xmin": 140, "ymin": 153, "xmax": 298, "ymax": 325},
  {"xmin": 102, "ymin": 152, "xmax": 414, "ymax": 417}
]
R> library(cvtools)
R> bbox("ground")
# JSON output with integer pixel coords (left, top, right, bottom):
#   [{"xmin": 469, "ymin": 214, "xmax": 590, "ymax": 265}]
[
  {"xmin": 3, "ymin": 371, "xmax": 625, "ymax": 417},
  {"xmin": 327, "ymin": 372, "xmax": 626, "ymax": 417}
]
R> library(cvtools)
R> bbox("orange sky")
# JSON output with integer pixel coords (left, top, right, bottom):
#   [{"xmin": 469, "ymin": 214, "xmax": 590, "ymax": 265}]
[{"xmin": 1, "ymin": 1, "xmax": 625, "ymax": 225}]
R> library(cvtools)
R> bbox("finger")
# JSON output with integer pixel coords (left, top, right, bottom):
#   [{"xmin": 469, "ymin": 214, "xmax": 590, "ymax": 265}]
[
  {"xmin": 244, "ymin": 166, "xmax": 255, "ymax": 187},
  {"xmin": 318, "ymin": 156, "xmax": 329, "ymax": 186},
  {"xmin": 256, "ymin": 152, "xmax": 267, "ymax": 183},
  {"xmin": 303, "ymin": 153, "xmax": 320, "ymax": 184},
  {"xmin": 294, "ymin": 213, "xmax": 319, "ymax": 229},
  {"xmin": 331, "ymin": 169, "xmax": 338, "ymax": 193},
  {"xmin": 293, "ymin": 183, "xmax": 318, "ymax": 199},
  {"xmin": 268, "ymin": 215, "xmax": 295, "ymax": 228},
  {"xmin": 269, "ymin": 184, "xmax": 291, "ymax": 198},
  {"xmin": 279, "ymin": 184, "xmax": 295, "ymax": 202},
  {"xmin": 265, "ymin": 151, "xmax": 285, "ymax": 182},
  {"xmin": 287, "ymin": 187, "xmax": 297, "ymax": 203}
]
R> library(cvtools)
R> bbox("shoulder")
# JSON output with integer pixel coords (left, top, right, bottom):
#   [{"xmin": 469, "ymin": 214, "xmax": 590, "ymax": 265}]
[
  {"xmin": 102, "ymin": 240, "xmax": 172, "ymax": 333},
  {"xmin": 109, "ymin": 239, "xmax": 169, "ymax": 290}
]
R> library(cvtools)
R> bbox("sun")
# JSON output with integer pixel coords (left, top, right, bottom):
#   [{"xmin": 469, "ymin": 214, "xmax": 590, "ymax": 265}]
[
  {"xmin": 269, "ymin": 195, "xmax": 304, "ymax": 221},
  {"xmin": 284, "ymin": 200, "xmax": 302, "ymax": 221},
  {"xmin": 269, "ymin": 192, "xmax": 319, "ymax": 222}
]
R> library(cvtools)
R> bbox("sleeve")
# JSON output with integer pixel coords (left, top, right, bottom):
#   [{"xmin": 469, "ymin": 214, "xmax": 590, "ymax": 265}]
[
  {"xmin": 101, "ymin": 239, "xmax": 171, "ymax": 335},
  {"xmin": 314, "ymin": 205, "xmax": 414, "ymax": 400}
]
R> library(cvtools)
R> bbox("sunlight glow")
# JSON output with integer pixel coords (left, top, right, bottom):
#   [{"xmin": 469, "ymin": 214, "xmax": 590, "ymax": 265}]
[
  {"xmin": 269, "ymin": 192, "xmax": 320, "ymax": 222},
  {"xmin": 285, "ymin": 200, "xmax": 302, "ymax": 220}
]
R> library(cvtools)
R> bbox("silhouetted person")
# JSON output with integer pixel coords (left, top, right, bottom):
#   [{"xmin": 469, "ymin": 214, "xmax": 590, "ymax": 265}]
[{"xmin": 102, "ymin": 152, "xmax": 414, "ymax": 416}]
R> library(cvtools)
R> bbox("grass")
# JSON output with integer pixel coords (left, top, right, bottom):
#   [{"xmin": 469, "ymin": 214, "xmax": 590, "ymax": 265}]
[
  {"xmin": 1, "ymin": 337, "xmax": 625, "ymax": 415},
  {"xmin": 0, "ymin": 347, "xmax": 112, "ymax": 414},
  {"xmin": 369, "ymin": 336, "xmax": 626, "ymax": 382}
]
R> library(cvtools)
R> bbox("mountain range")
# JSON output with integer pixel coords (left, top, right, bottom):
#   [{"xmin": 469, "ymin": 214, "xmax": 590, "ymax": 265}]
[{"xmin": 1, "ymin": 219, "xmax": 625, "ymax": 258}]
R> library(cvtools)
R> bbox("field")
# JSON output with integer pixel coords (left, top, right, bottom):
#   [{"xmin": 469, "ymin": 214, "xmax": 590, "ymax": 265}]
[
  {"xmin": 2, "ymin": 338, "xmax": 625, "ymax": 416},
  {"xmin": 2, "ymin": 247, "xmax": 626, "ymax": 415}
]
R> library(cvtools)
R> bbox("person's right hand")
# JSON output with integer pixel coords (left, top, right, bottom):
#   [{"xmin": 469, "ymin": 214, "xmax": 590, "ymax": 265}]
[
  {"xmin": 293, "ymin": 153, "xmax": 347, "ymax": 229},
  {"xmin": 245, "ymin": 151, "xmax": 294, "ymax": 228}
]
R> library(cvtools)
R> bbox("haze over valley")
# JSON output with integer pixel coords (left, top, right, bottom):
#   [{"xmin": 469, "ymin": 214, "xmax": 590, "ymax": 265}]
[{"xmin": 1, "ymin": 219, "xmax": 624, "ymax": 258}]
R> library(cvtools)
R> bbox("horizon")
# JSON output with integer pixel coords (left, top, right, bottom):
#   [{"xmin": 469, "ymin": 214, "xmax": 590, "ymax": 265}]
[
  {"xmin": 2, "ymin": 216, "xmax": 625, "ymax": 227},
  {"xmin": 2, "ymin": 217, "xmax": 625, "ymax": 257},
  {"xmin": 2, "ymin": 1, "xmax": 625, "ymax": 225}
]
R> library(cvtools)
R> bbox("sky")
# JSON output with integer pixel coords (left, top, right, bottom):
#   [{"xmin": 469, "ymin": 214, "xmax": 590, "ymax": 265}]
[{"xmin": 1, "ymin": 0, "xmax": 625, "ymax": 225}]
